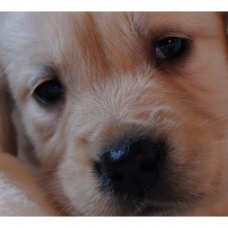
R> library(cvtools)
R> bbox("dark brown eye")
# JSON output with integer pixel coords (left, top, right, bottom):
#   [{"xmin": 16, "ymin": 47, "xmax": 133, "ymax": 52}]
[
  {"xmin": 34, "ymin": 80, "xmax": 64, "ymax": 105},
  {"xmin": 155, "ymin": 37, "xmax": 186, "ymax": 59}
]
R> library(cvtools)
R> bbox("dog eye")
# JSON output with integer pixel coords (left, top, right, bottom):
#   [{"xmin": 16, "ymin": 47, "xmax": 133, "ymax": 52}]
[
  {"xmin": 34, "ymin": 80, "xmax": 64, "ymax": 105},
  {"xmin": 155, "ymin": 37, "xmax": 186, "ymax": 59}
]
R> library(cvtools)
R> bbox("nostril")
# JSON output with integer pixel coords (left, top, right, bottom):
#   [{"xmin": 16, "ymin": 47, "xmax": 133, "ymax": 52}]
[
  {"xmin": 109, "ymin": 172, "xmax": 124, "ymax": 182},
  {"xmin": 140, "ymin": 160, "xmax": 155, "ymax": 173}
]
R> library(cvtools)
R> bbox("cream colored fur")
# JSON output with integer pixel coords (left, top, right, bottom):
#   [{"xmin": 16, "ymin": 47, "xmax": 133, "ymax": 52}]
[{"xmin": 0, "ymin": 12, "xmax": 228, "ymax": 215}]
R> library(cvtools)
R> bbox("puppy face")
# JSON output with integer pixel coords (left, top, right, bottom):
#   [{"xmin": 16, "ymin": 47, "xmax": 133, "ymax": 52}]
[{"xmin": 0, "ymin": 12, "xmax": 228, "ymax": 216}]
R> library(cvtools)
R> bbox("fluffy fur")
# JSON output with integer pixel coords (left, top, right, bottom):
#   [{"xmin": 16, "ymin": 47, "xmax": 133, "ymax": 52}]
[{"xmin": 0, "ymin": 12, "xmax": 228, "ymax": 215}]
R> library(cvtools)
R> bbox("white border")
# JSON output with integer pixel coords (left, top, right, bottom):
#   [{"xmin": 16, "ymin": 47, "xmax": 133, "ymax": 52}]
[
  {"xmin": 0, "ymin": 0, "xmax": 227, "ymax": 11},
  {"xmin": 0, "ymin": 217, "xmax": 227, "ymax": 228}
]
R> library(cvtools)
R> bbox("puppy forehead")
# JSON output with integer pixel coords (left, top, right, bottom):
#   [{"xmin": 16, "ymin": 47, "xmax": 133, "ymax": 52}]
[
  {"xmin": 30, "ymin": 12, "xmax": 222, "ymax": 60},
  {"xmin": 33, "ymin": 13, "xmax": 221, "ymax": 62},
  {"xmin": 55, "ymin": 12, "xmax": 222, "ymax": 38},
  {"xmin": 39, "ymin": 12, "xmax": 221, "ymax": 35},
  {"xmin": 10, "ymin": 12, "xmax": 222, "ymax": 54},
  {"xmin": 138, "ymin": 12, "xmax": 223, "ymax": 34},
  {"xmin": 34, "ymin": 12, "xmax": 222, "ymax": 43},
  {"xmin": 5, "ymin": 12, "xmax": 224, "ymax": 59},
  {"xmin": 3, "ymin": 12, "xmax": 225, "ymax": 88}
]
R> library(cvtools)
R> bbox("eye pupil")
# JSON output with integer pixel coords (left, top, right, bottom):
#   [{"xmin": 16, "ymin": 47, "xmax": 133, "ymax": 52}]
[
  {"xmin": 155, "ymin": 37, "xmax": 186, "ymax": 59},
  {"xmin": 35, "ymin": 80, "xmax": 63, "ymax": 104}
]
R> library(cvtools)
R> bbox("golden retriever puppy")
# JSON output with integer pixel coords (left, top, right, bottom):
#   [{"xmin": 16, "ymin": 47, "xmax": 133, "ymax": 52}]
[{"xmin": 0, "ymin": 12, "xmax": 228, "ymax": 216}]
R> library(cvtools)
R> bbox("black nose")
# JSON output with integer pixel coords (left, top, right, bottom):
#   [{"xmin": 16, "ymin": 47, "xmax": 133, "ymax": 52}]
[{"xmin": 98, "ymin": 139, "xmax": 162, "ymax": 198}]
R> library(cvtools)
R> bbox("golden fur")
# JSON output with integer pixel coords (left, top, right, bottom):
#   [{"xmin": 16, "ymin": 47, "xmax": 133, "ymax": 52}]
[{"xmin": 0, "ymin": 12, "xmax": 228, "ymax": 215}]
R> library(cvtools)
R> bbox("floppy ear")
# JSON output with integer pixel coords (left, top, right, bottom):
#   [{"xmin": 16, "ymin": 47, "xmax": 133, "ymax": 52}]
[{"xmin": 0, "ymin": 67, "xmax": 17, "ymax": 156}]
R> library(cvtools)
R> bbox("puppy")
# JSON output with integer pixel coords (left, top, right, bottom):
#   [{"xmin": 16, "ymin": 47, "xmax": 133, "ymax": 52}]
[{"xmin": 0, "ymin": 12, "xmax": 228, "ymax": 216}]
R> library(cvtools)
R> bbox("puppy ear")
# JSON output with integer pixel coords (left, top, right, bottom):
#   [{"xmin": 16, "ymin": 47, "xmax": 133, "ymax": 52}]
[{"xmin": 0, "ymin": 67, "xmax": 17, "ymax": 156}]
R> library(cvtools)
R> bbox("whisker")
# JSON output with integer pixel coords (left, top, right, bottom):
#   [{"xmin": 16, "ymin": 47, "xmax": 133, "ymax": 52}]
[
  {"xmin": 195, "ymin": 139, "xmax": 228, "ymax": 154},
  {"xmin": 195, "ymin": 111, "xmax": 228, "ymax": 129}
]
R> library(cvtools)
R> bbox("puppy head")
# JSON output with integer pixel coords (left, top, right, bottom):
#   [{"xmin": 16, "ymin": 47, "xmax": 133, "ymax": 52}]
[{"xmin": 0, "ymin": 12, "xmax": 228, "ymax": 215}]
